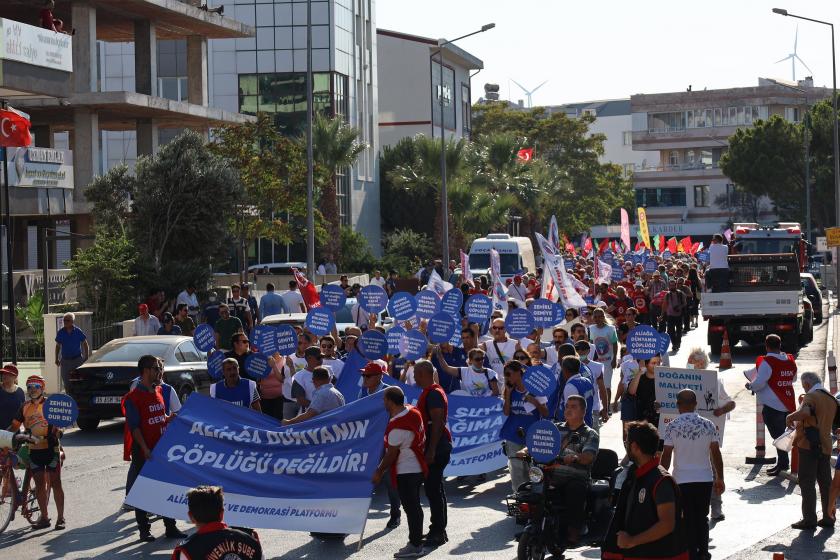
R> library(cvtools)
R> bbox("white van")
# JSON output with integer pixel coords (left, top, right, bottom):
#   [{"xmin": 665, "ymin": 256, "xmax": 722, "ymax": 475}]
[{"xmin": 468, "ymin": 234, "xmax": 536, "ymax": 281}]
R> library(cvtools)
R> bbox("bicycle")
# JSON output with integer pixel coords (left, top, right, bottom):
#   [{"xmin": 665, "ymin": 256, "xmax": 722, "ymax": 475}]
[{"xmin": 0, "ymin": 445, "xmax": 49, "ymax": 535}]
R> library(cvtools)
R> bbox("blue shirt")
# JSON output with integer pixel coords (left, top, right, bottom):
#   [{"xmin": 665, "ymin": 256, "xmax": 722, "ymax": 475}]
[
  {"xmin": 55, "ymin": 326, "xmax": 87, "ymax": 358},
  {"xmin": 260, "ymin": 291, "xmax": 288, "ymax": 317},
  {"xmin": 432, "ymin": 348, "xmax": 466, "ymax": 393},
  {"xmin": 310, "ymin": 383, "xmax": 345, "ymax": 414}
]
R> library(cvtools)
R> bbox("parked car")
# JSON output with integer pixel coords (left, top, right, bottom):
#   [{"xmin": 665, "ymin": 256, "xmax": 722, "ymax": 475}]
[
  {"xmin": 261, "ymin": 297, "xmax": 393, "ymax": 335},
  {"xmin": 801, "ymin": 272, "xmax": 823, "ymax": 324},
  {"xmin": 67, "ymin": 336, "xmax": 212, "ymax": 431},
  {"xmin": 247, "ymin": 262, "xmax": 307, "ymax": 275}
]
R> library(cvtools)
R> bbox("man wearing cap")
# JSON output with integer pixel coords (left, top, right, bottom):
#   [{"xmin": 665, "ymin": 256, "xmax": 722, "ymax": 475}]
[
  {"xmin": 359, "ymin": 362, "xmax": 403, "ymax": 529},
  {"xmin": 134, "ymin": 304, "xmax": 161, "ymax": 336},
  {"xmin": 0, "ymin": 364, "xmax": 24, "ymax": 430},
  {"xmin": 55, "ymin": 312, "xmax": 90, "ymax": 390}
]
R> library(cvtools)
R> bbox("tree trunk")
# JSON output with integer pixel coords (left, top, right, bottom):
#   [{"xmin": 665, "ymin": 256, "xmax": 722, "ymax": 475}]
[{"xmin": 321, "ymin": 174, "xmax": 341, "ymax": 264}]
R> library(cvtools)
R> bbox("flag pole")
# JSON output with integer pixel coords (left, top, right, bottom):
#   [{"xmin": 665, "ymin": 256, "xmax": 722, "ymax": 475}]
[{"xmin": 2, "ymin": 143, "xmax": 15, "ymax": 363}]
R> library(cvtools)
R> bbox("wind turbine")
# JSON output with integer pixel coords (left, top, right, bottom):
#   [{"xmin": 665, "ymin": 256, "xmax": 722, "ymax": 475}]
[
  {"xmin": 775, "ymin": 25, "xmax": 813, "ymax": 81},
  {"xmin": 510, "ymin": 79, "xmax": 548, "ymax": 108}
]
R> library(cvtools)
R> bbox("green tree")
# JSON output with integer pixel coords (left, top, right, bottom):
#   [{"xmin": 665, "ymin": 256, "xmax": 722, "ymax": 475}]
[
  {"xmin": 65, "ymin": 233, "xmax": 137, "ymax": 321},
  {"xmin": 381, "ymin": 228, "xmax": 435, "ymax": 276},
  {"xmin": 211, "ymin": 113, "xmax": 312, "ymax": 277},
  {"xmin": 380, "ymin": 137, "xmax": 436, "ymax": 233},
  {"xmin": 338, "ymin": 226, "xmax": 377, "ymax": 273},
  {"xmin": 311, "ymin": 113, "xmax": 367, "ymax": 262}
]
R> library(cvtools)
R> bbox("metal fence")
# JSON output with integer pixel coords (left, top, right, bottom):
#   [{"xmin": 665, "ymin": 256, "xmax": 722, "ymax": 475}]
[
  {"xmin": 0, "ymin": 335, "xmax": 45, "ymax": 361},
  {"xmin": 90, "ymin": 319, "xmax": 125, "ymax": 351}
]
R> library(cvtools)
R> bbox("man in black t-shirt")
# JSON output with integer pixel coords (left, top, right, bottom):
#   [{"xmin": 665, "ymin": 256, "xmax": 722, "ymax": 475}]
[{"xmin": 171, "ymin": 486, "xmax": 261, "ymax": 560}]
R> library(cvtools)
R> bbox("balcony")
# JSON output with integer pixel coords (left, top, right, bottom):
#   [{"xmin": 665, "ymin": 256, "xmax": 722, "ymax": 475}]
[
  {"xmin": 632, "ymin": 162, "xmax": 725, "ymax": 183},
  {"xmin": 632, "ymin": 126, "xmax": 738, "ymax": 151}
]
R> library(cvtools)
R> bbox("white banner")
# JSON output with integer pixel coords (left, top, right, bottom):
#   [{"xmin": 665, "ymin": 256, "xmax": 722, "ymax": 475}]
[
  {"xmin": 535, "ymin": 232, "xmax": 587, "ymax": 310},
  {"xmin": 0, "ymin": 18, "xmax": 72, "ymax": 72}
]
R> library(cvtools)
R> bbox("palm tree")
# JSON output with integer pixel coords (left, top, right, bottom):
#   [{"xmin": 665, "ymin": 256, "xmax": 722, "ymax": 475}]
[
  {"xmin": 310, "ymin": 113, "xmax": 367, "ymax": 263},
  {"xmin": 388, "ymin": 135, "xmax": 468, "ymax": 256}
]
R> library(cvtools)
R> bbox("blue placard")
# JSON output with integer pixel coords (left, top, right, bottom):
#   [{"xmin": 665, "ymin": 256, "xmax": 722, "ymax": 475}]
[
  {"xmin": 193, "ymin": 323, "xmax": 216, "ymax": 352},
  {"xmin": 631, "ymin": 254, "xmax": 643, "ymax": 266},
  {"xmin": 563, "ymin": 259, "xmax": 575, "ymax": 271},
  {"xmin": 43, "ymin": 394, "xmax": 78, "ymax": 428},
  {"xmin": 662, "ymin": 250, "xmax": 672, "ymax": 260},
  {"xmin": 399, "ymin": 329, "xmax": 428, "ymax": 361},
  {"xmin": 358, "ymin": 329, "xmax": 387, "ymax": 360},
  {"xmin": 415, "ymin": 290, "xmax": 441, "ymax": 320},
  {"xmin": 530, "ymin": 298, "xmax": 559, "ymax": 328},
  {"xmin": 441, "ymin": 288, "xmax": 463, "ymax": 317},
  {"xmin": 449, "ymin": 328, "xmax": 462, "ymax": 348},
  {"xmin": 523, "ymin": 365, "xmax": 557, "ymax": 398},
  {"xmin": 358, "ymin": 285, "xmax": 388, "ymax": 314},
  {"xmin": 319, "ymin": 284, "xmax": 347, "ymax": 311},
  {"xmin": 526, "ymin": 419, "xmax": 563, "ymax": 464},
  {"xmin": 244, "ymin": 352, "xmax": 272, "ymax": 380},
  {"xmin": 207, "ymin": 350, "xmax": 225, "ymax": 380},
  {"xmin": 611, "ymin": 264, "xmax": 623, "ymax": 281},
  {"xmin": 251, "ymin": 325, "xmax": 277, "ymax": 356},
  {"xmin": 657, "ymin": 332, "xmax": 671, "ymax": 355},
  {"xmin": 387, "ymin": 325, "xmax": 405, "ymax": 355},
  {"xmin": 275, "ymin": 325, "xmax": 298, "ymax": 355},
  {"xmin": 465, "ymin": 294, "xmax": 493, "ymax": 323},
  {"xmin": 583, "ymin": 295, "xmax": 594, "ymax": 305},
  {"xmin": 305, "ymin": 308, "xmax": 335, "ymax": 336},
  {"xmin": 696, "ymin": 251, "xmax": 709, "ymax": 264},
  {"xmin": 505, "ymin": 308, "xmax": 535, "ymax": 338},
  {"xmin": 644, "ymin": 258, "xmax": 657, "ymax": 273},
  {"xmin": 427, "ymin": 312, "xmax": 457, "ymax": 343},
  {"xmin": 388, "ymin": 291, "xmax": 417, "ymax": 321},
  {"xmin": 626, "ymin": 325, "xmax": 661, "ymax": 360},
  {"xmin": 601, "ymin": 251, "xmax": 613, "ymax": 265}
]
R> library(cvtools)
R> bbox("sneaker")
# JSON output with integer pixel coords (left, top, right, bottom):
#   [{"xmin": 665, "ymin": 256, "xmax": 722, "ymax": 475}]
[
  {"xmin": 791, "ymin": 520, "xmax": 817, "ymax": 530},
  {"xmin": 817, "ymin": 518, "xmax": 835, "ymax": 528},
  {"xmin": 139, "ymin": 530, "xmax": 156, "ymax": 542},
  {"xmin": 394, "ymin": 543, "xmax": 425, "ymax": 558},
  {"xmin": 386, "ymin": 515, "xmax": 401, "ymax": 529},
  {"xmin": 423, "ymin": 531, "xmax": 448, "ymax": 547},
  {"xmin": 165, "ymin": 527, "xmax": 188, "ymax": 539}
]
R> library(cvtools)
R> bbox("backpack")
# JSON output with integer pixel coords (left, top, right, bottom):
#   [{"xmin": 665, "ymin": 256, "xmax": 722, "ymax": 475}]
[{"xmin": 817, "ymin": 389, "xmax": 840, "ymax": 430}]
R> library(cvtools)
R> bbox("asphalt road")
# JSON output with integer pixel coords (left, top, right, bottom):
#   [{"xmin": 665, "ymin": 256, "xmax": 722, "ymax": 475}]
[{"xmin": 0, "ymin": 311, "xmax": 834, "ymax": 560}]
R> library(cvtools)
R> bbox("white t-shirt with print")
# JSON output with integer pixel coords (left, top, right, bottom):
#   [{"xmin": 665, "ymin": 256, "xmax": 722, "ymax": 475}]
[{"xmin": 458, "ymin": 366, "xmax": 499, "ymax": 397}]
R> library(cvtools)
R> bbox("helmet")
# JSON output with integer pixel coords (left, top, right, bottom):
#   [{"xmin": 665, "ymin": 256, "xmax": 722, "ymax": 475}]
[{"xmin": 26, "ymin": 374, "xmax": 46, "ymax": 388}]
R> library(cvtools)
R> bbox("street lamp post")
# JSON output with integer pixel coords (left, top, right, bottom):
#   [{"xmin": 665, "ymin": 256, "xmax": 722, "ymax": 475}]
[
  {"xmin": 773, "ymin": 7, "xmax": 839, "ymax": 286},
  {"xmin": 305, "ymin": 0, "xmax": 315, "ymax": 277},
  {"xmin": 430, "ymin": 23, "xmax": 495, "ymax": 272}
]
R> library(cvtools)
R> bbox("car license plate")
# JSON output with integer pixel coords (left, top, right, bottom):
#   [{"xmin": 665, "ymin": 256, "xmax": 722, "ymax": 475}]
[
  {"xmin": 93, "ymin": 396, "xmax": 122, "ymax": 404},
  {"xmin": 741, "ymin": 325, "xmax": 763, "ymax": 332}
]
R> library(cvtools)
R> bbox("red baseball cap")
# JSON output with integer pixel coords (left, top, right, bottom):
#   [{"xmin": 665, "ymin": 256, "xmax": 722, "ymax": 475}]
[
  {"xmin": 0, "ymin": 364, "xmax": 18, "ymax": 377},
  {"xmin": 360, "ymin": 362, "xmax": 386, "ymax": 376}
]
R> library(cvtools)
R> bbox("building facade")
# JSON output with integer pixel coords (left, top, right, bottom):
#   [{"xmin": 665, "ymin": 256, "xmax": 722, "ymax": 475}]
[
  {"xmin": 376, "ymin": 28, "xmax": 483, "ymax": 149},
  {"xmin": 100, "ymin": 0, "xmax": 381, "ymax": 260},
  {"xmin": 626, "ymin": 78, "xmax": 830, "ymax": 237}
]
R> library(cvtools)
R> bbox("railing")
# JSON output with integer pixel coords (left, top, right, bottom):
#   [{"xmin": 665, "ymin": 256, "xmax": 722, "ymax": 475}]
[
  {"xmin": 0, "ymin": 335, "xmax": 45, "ymax": 361},
  {"xmin": 90, "ymin": 319, "xmax": 126, "ymax": 350},
  {"xmin": 634, "ymin": 162, "xmax": 721, "ymax": 173}
]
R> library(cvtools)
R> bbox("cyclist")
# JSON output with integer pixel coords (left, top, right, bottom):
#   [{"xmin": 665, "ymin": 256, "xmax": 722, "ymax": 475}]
[{"xmin": 10, "ymin": 375, "xmax": 65, "ymax": 530}]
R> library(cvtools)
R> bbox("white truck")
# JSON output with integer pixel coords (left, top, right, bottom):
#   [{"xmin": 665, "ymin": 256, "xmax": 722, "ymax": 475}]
[
  {"xmin": 702, "ymin": 253, "xmax": 813, "ymax": 355},
  {"xmin": 467, "ymin": 234, "xmax": 536, "ymax": 282}
]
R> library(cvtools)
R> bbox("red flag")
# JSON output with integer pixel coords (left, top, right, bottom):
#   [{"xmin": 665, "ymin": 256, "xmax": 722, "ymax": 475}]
[
  {"xmin": 292, "ymin": 268, "xmax": 320, "ymax": 310},
  {"xmin": 0, "ymin": 108, "xmax": 32, "ymax": 147},
  {"xmin": 562, "ymin": 234, "xmax": 576, "ymax": 255},
  {"xmin": 516, "ymin": 148, "xmax": 534, "ymax": 162},
  {"xmin": 680, "ymin": 236, "xmax": 693, "ymax": 254},
  {"xmin": 690, "ymin": 242, "xmax": 701, "ymax": 255},
  {"xmin": 583, "ymin": 237, "xmax": 593, "ymax": 255},
  {"xmin": 634, "ymin": 241, "xmax": 645, "ymax": 251},
  {"xmin": 658, "ymin": 235, "xmax": 666, "ymax": 253},
  {"xmin": 666, "ymin": 237, "xmax": 678, "ymax": 254},
  {"xmin": 598, "ymin": 239, "xmax": 610, "ymax": 255}
]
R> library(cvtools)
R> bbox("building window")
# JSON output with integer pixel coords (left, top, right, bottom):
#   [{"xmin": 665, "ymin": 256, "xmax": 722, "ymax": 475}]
[
  {"xmin": 461, "ymin": 83, "xmax": 471, "ymax": 138},
  {"xmin": 700, "ymin": 149, "xmax": 713, "ymax": 167},
  {"xmin": 694, "ymin": 185, "xmax": 710, "ymax": 207},
  {"xmin": 784, "ymin": 107, "xmax": 800, "ymax": 123},
  {"xmin": 238, "ymin": 72, "xmax": 337, "ymax": 137},
  {"xmin": 714, "ymin": 108, "xmax": 722, "ymax": 126},
  {"xmin": 582, "ymin": 108, "xmax": 596, "ymax": 117},
  {"xmin": 623, "ymin": 163, "xmax": 635, "ymax": 177},
  {"xmin": 336, "ymin": 167, "xmax": 350, "ymax": 226},
  {"xmin": 669, "ymin": 150, "xmax": 679, "ymax": 166},
  {"xmin": 686, "ymin": 150, "xmax": 695, "ymax": 166},
  {"xmin": 431, "ymin": 60, "xmax": 456, "ymax": 130},
  {"xmin": 623, "ymin": 131, "xmax": 632, "ymax": 145},
  {"xmin": 648, "ymin": 112, "xmax": 685, "ymax": 132},
  {"xmin": 636, "ymin": 187, "xmax": 687, "ymax": 208}
]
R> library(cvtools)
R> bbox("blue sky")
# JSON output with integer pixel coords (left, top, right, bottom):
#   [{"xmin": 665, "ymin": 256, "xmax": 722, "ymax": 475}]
[{"xmin": 377, "ymin": 0, "xmax": 840, "ymax": 104}]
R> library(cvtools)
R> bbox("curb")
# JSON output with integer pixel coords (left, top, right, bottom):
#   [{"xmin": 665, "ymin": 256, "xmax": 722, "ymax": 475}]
[{"xmin": 824, "ymin": 290, "xmax": 835, "ymax": 383}]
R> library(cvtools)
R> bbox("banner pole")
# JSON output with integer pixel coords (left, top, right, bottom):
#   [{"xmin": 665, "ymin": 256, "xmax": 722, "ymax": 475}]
[{"xmin": 356, "ymin": 497, "xmax": 373, "ymax": 551}]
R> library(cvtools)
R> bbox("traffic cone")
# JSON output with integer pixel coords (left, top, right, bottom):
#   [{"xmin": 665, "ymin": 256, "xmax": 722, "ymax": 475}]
[{"xmin": 719, "ymin": 331, "xmax": 732, "ymax": 370}]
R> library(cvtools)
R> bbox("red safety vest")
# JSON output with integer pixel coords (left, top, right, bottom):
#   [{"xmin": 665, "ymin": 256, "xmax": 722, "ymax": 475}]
[
  {"xmin": 416, "ymin": 384, "xmax": 452, "ymax": 444},
  {"xmin": 755, "ymin": 354, "xmax": 797, "ymax": 412},
  {"xmin": 383, "ymin": 405, "xmax": 428, "ymax": 486},
  {"xmin": 122, "ymin": 385, "xmax": 168, "ymax": 461}
]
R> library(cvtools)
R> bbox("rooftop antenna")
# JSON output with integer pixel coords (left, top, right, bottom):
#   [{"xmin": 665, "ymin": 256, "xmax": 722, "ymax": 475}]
[
  {"xmin": 510, "ymin": 79, "xmax": 548, "ymax": 108},
  {"xmin": 775, "ymin": 25, "xmax": 813, "ymax": 81}
]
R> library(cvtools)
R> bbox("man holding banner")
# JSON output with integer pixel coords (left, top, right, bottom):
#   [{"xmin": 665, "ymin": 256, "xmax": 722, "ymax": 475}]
[
  {"xmin": 373, "ymin": 387, "xmax": 429, "ymax": 558},
  {"xmin": 501, "ymin": 360, "xmax": 549, "ymax": 492}
]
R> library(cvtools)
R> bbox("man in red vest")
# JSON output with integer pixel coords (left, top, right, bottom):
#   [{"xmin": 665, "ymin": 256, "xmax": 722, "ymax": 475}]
[
  {"xmin": 747, "ymin": 334, "xmax": 797, "ymax": 476},
  {"xmin": 414, "ymin": 359, "xmax": 452, "ymax": 547},
  {"xmin": 372, "ymin": 386, "xmax": 429, "ymax": 558},
  {"xmin": 123, "ymin": 355, "xmax": 186, "ymax": 542}
]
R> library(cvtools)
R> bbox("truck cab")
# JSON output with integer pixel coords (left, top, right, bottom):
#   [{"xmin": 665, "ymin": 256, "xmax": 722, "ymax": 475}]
[
  {"xmin": 468, "ymin": 234, "xmax": 536, "ymax": 282},
  {"xmin": 732, "ymin": 222, "xmax": 807, "ymax": 271}
]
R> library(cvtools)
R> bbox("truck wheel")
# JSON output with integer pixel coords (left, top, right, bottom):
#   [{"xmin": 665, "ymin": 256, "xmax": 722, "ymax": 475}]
[
  {"xmin": 77, "ymin": 416, "xmax": 100, "ymax": 432},
  {"xmin": 782, "ymin": 333, "xmax": 799, "ymax": 355},
  {"xmin": 709, "ymin": 333, "xmax": 723, "ymax": 356}
]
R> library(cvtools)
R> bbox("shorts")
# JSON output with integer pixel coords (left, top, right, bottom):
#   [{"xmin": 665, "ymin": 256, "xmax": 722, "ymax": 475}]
[
  {"xmin": 620, "ymin": 396, "xmax": 637, "ymax": 422},
  {"xmin": 29, "ymin": 448, "xmax": 60, "ymax": 472},
  {"xmin": 600, "ymin": 364, "xmax": 614, "ymax": 391}
]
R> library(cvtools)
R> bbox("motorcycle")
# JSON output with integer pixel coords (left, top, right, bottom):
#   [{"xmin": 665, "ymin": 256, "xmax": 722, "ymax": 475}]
[{"xmin": 506, "ymin": 446, "xmax": 622, "ymax": 560}]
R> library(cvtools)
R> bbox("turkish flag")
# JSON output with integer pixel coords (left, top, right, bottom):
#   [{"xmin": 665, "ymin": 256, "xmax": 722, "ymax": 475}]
[
  {"xmin": 666, "ymin": 237, "xmax": 678, "ymax": 254},
  {"xmin": 516, "ymin": 148, "xmax": 534, "ymax": 162},
  {"xmin": 292, "ymin": 268, "xmax": 321, "ymax": 310},
  {"xmin": 690, "ymin": 242, "xmax": 701, "ymax": 255},
  {"xmin": 680, "ymin": 236, "xmax": 693, "ymax": 254},
  {"xmin": 598, "ymin": 239, "xmax": 610, "ymax": 255},
  {"xmin": 583, "ymin": 237, "xmax": 593, "ymax": 255},
  {"xmin": 0, "ymin": 108, "xmax": 32, "ymax": 147}
]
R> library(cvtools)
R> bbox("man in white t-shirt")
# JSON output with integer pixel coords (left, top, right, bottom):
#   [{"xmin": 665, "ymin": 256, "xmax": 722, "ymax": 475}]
[
  {"xmin": 587, "ymin": 309, "xmax": 618, "ymax": 402},
  {"xmin": 369, "ymin": 270, "xmax": 387, "ymax": 289},
  {"xmin": 434, "ymin": 347, "xmax": 500, "ymax": 396},
  {"xmin": 507, "ymin": 275, "xmax": 528, "ymax": 305},
  {"xmin": 707, "ymin": 234, "xmax": 729, "ymax": 293},
  {"xmin": 281, "ymin": 280, "xmax": 307, "ymax": 313},
  {"xmin": 481, "ymin": 318, "xmax": 519, "ymax": 374},
  {"xmin": 176, "ymin": 285, "xmax": 200, "ymax": 321},
  {"xmin": 661, "ymin": 389, "xmax": 725, "ymax": 560},
  {"xmin": 372, "ymin": 387, "xmax": 427, "ymax": 559},
  {"xmin": 319, "ymin": 335, "xmax": 345, "ymax": 380}
]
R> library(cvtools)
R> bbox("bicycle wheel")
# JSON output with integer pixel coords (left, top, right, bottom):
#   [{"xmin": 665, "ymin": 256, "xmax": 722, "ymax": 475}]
[
  {"xmin": 0, "ymin": 465, "xmax": 16, "ymax": 535},
  {"xmin": 21, "ymin": 471, "xmax": 41, "ymax": 525}
]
